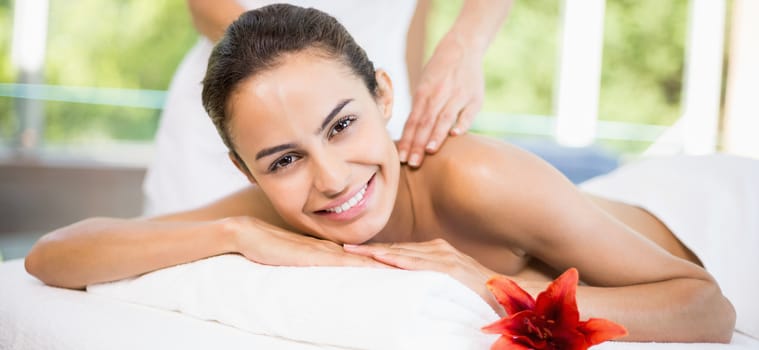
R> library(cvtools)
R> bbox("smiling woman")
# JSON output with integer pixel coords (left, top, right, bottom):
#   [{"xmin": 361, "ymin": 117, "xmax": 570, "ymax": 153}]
[{"xmin": 23, "ymin": 4, "xmax": 748, "ymax": 344}]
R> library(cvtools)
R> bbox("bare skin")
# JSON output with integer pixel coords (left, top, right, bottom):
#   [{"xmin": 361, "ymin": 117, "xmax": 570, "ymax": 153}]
[
  {"xmin": 387, "ymin": 135, "xmax": 703, "ymax": 281},
  {"xmin": 25, "ymin": 52, "xmax": 734, "ymax": 343}
]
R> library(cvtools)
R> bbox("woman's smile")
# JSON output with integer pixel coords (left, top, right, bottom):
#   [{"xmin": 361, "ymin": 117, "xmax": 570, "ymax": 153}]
[{"xmin": 314, "ymin": 173, "xmax": 377, "ymax": 222}]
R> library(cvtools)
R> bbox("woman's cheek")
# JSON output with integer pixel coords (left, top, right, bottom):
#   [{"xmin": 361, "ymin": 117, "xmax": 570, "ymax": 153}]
[
  {"xmin": 359, "ymin": 123, "xmax": 396, "ymax": 161},
  {"xmin": 265, "ymin": 177, "xmax": 309, "ymax": 217}
]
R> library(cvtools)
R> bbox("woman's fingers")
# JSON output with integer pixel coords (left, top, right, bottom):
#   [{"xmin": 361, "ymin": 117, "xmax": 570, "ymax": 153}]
[
  {"xmin": 346, "ymin": 246, "xmax": 443, "ymax": 271},
  {"xmin": 344, "ymin": 239, "xmax": 450, "ymax": 256},
  {"xmin": 344, "ymin": 243, "xmax": 429, "ymax": 259},
  {"xmin": 297, "ymin": 240, "xmax": 391, "ymax": 268},
  {"xmin": 343, "ymin": 239, "xmax": 459, "ymax": 271},
  {"xmin": 319, "ymin": 252, "xmax": 391, "ymax": 268},
  {"xmin": 371, "ymin": 251, "xmax": 439, "ymax": 270},
  {"xmin": 345, "ymin": 239, "xmax": 499, "ymax": 310},
  {"xmin": 242, "ymin": 231, "xmax": 389, "ymax": 268}
]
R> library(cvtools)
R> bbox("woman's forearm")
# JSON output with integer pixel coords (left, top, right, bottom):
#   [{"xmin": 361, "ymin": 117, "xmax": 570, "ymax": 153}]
[
  {"xmin": 520, "ymin": 277, "xmax": 736, "ymax": 343},
  {"xmin": 24, "ymin": 217, "xmax": 238, "ymax": 289}
]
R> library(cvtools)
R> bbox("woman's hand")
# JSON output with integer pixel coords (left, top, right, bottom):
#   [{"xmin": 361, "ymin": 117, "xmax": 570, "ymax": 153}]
[
  {"xmin": 343, "ymin": 238, "xmax": 505, "ymax": 314},
  {"xmin": 397, "ymin": 39, "xmax": 485, "ymax": 168},
  {"xmin": 226, "ymin": 216, "xmax": 388, "ymax": 268}
]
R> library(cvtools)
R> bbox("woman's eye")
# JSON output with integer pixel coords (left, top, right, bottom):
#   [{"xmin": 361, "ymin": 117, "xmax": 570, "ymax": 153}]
[
  {"xmin": 328, "ymin": 116, "xmax": 356, "ymax": 139},
  {"xmin": 270, "ymin": 154, "xmax": 300, "ymax": 172}
]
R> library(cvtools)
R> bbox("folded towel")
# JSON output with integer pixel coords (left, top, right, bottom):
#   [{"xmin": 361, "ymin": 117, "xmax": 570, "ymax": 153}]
[{"xmin": 88, "ymin": 254, "xmax": 500, "ymax": 350}]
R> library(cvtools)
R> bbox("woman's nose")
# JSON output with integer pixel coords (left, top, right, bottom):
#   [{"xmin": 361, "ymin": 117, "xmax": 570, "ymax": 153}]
[{"xmin": 311, "ymin": 150, "xmax": 350, "ymax": 197}]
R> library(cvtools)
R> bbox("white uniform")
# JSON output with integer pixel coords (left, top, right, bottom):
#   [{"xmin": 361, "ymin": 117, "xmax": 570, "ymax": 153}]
[{"xmin": 143, "ymin": 1, "xmax": 416, "ymax": 215}]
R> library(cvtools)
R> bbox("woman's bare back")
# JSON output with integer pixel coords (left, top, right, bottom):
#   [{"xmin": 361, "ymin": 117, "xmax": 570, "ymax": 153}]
[{"xmin": 397, "ymin": 135, "xmax": 703, "ymax": 283}]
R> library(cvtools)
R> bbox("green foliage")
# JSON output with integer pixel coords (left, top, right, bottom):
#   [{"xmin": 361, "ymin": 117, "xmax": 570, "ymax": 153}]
[
  {"xmin": 0, "ymin": 0, "xmax": 197, "ymax": 143},
  {"xmin": 43, "ymin": 102, "xmax": 159, "ymax": 143},
  {"xmin": 45, "ymin": 0, "xmax": 196, "ymax": 89},
  {"xmin": 0, "ymin": 0, "xmax": 14, "ymax": 141},
  {"xmin": 600, "ymin": 0, "xmax": 688, "ymax": 125},
  {"xmin": 40, "ymin": 0, "xmax": 197, "ymax": 143}
]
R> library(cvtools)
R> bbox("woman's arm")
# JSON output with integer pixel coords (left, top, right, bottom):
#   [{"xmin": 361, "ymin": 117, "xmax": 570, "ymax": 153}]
[
  {"xmin": 438, "ymin": 136, "xmax": 735, "ymax": 342},
  {"xmin": 25, "ymin": 187, "xmax": 384, "ymax": 289},
  {"xmin": 186, "ymin": 0, "xmax": 245, "ymax": 42},
  {"xmin": 25, "ymin": 217, "xmax": 235, "ymax": 289}
]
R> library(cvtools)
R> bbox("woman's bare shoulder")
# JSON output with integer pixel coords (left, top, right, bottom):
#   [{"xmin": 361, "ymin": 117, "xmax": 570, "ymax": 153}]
[
  {"xmin": 421, "ymin": 134, "xmax": 568, "ymax": 197},
  {"xmin": 416, "ymin": 134, "xmax": 574, "ymax": 243}
]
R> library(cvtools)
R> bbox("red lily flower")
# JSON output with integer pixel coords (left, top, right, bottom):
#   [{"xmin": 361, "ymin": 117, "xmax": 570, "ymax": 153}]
[{"xmin": 482, "ymin": 268, "xmax": 628, "ymax": 350}]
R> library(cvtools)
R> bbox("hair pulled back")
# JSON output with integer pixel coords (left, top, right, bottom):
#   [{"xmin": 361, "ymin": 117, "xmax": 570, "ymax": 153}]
[{"xmin": 202, "ymin": 4, "xmax": 378, "ymax": 153}]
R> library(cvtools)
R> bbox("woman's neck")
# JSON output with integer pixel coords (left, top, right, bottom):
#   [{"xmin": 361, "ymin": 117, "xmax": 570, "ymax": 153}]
[{"xmin": 372, "ymin": 165, "xmax": 416, "ymax": 243}]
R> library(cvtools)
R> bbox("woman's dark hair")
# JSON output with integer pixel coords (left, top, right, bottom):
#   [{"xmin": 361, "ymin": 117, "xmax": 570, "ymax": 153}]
[{"xmin": 202, "ymin": 4, "xmax": 378, "ymax": 163}]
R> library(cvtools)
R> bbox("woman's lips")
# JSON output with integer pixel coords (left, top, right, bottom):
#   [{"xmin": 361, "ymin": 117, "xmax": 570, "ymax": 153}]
[{"xmin": 315, "ymin": 174, "xmax": 376, "ymax": 221}]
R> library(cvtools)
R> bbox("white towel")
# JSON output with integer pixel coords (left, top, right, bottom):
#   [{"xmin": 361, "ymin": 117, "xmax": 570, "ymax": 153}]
[{"xmin": 88, "ymin": 254, "xmax": 500, "ymax": 350}]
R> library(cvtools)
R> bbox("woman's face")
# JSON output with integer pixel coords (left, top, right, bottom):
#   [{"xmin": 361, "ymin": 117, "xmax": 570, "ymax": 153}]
[{"xmin": 226, "ymin": 51, "xmax": 400, "ymax": 244}]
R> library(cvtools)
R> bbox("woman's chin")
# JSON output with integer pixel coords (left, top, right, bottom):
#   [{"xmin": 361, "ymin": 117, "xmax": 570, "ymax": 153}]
[{"xmin": 334, "ymin": 225, "xmax": 384, "ymax": 245}]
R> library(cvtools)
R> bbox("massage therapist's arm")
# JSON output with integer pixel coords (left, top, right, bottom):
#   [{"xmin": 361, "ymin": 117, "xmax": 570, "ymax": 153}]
[
  {"xmin": 398, "ymin": 0, "xmax": 513, "ymax": 167},
  {"xmin": 186, "ymin": 0, "xmax": 245, "ymax": 42},
  {"xmin": 436, "ymin": 136, "xmax": 735, "ymax": 343},
  {"xmin": 25, "ymin": 187, "xmax": 384, "ymax": 289}
]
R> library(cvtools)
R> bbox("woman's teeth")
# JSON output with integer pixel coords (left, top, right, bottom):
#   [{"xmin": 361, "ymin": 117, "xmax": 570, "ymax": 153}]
[{"xmin": 326, "ymin": 185, "xmax": 367, "ymax": 214}]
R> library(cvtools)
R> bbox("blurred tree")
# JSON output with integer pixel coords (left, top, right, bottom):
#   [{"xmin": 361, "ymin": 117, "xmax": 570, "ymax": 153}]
[
  {"xmin": 600, "ymin": 0, "xmax": 688, "ymax": 126},
  {"xmin": 0, "ymin": 0, "xmax": 14, "ymax": 141},
  {"xmin": 45, "ymin": 0, "xmax": 195, "ymax": 89},
  {"xmin": 41, "ymin": 0, "xmax": 197, "ymax": 142}
]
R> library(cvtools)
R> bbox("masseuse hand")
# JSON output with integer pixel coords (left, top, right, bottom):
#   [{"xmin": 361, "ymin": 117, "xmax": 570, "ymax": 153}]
[
  {"xmin": 343, "ymin": 238, "xmax": 504, "ymax": 314},
  {"xmin": 397, "ymin": 37, "xmax": 485, "ymax": 168},
  {"xmin": 228, "ymin": 216, "xmax": 388, "ymax": 268}
]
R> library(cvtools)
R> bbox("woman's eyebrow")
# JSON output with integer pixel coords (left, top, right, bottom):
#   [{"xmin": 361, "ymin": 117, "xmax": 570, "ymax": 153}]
[
  {"xmin": 255, "ymin": 99, "xmax": 354, "ymax": 161},
  {"xmin": 255, "ymin": 143, "xmax": 298, "ymax": 160},
  {"xmin": 315, "ymin": 99, "xmax": 353, "ymax": 135}
]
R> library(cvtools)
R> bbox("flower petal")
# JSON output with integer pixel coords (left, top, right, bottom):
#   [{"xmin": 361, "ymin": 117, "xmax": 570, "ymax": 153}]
[
  {"xmin": 483, "ymin": 311, "xmax": 549, "ymax": 349},
  {"xmin": 490, "ymin": 336, "xmax": 532, "ymax": 350},
  {"xmin": 549, "ymin": 326, "xmax": 589, "ymax": 350},
  {"xmin": 482, "ymin": 310, "xmax": 534, "ymax": 335},
  {"xmin": 534, "ymin": 268, "xmax": 580, "ymax": 326},
  {"xmin": 486, "ymin": 275, "xmax": 536, "ymax": 315},
  {"xmin": 578, "ymin": 318, "xmax": 629, "ymax": 346}
]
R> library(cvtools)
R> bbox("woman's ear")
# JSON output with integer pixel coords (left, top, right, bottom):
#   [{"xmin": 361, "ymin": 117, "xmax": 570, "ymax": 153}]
[
  {"xmin": 374, "ymin": 69, "xmax": 394, "ymax": 124},
  {"xmin": 228, "ymin": 151, "xmax": 257, "ymax": 184}
]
